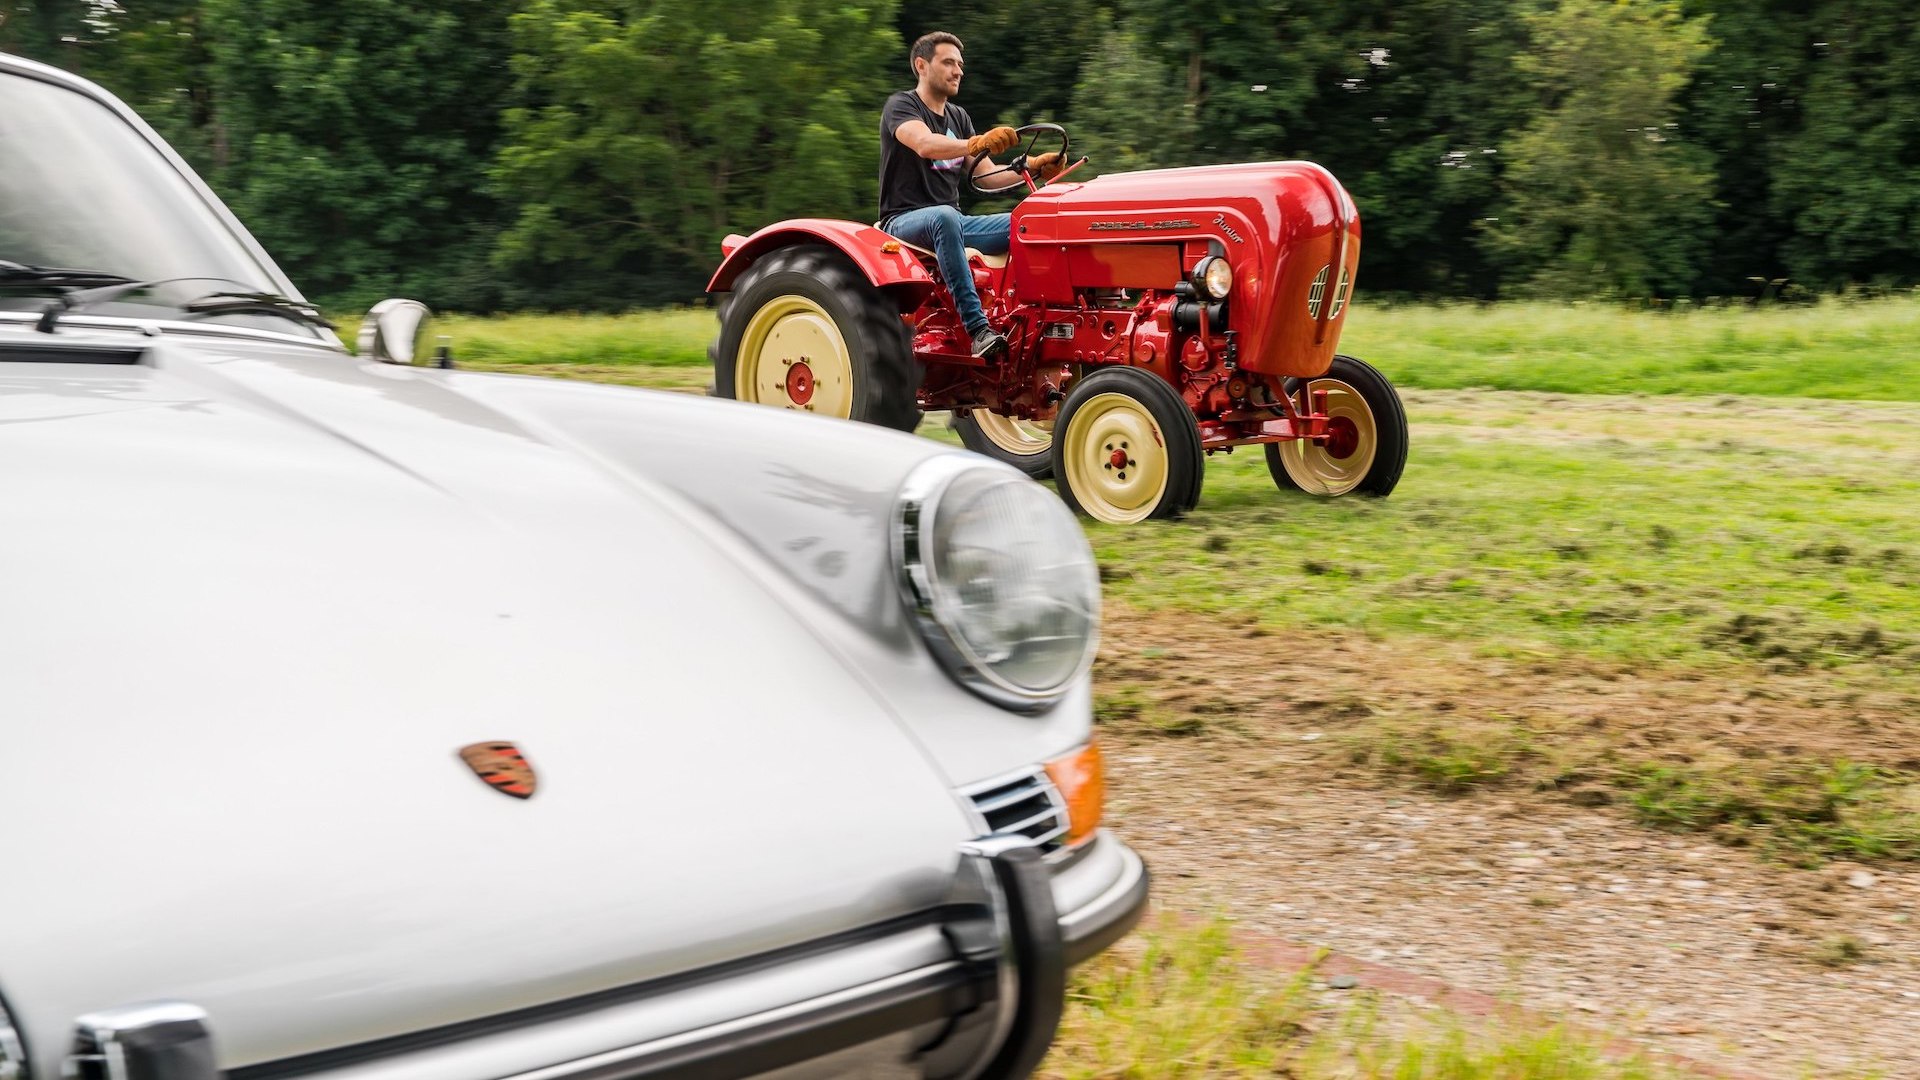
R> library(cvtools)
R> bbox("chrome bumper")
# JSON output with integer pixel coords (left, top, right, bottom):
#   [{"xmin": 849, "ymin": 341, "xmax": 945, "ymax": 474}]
[
  {"xmin": 48, "ymin": 841, "xmax": 1149, "ymax": 1080},
  {"xmin": 1057, "ymin": 836, "xmax": 1151, "ymax": 968}
]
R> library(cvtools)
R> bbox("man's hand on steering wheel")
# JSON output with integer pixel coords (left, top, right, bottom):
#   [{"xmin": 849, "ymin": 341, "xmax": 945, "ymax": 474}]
[
  {"xmin": 967, "ymin": 123, "xmax": 1074, "ymax": 194},
  {"xmin": 965, "ymin": 126, "xmax": 1020, "ymax": 158}
]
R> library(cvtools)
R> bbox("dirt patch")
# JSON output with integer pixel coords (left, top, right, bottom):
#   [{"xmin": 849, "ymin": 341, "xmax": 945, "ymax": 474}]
[
  {"xmin": 1096, "ymin": 602, "xmax": 1920, "ymax": 1079},
  {"xmin": 1096, "ymin": 604, "xmax": 1920, "ymax": 828}
]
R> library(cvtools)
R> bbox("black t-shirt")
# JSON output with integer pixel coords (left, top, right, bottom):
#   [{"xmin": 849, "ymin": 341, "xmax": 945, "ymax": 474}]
[{"xmin": 878, "ymin": 89, "xmax": 976, "ymax": 224}]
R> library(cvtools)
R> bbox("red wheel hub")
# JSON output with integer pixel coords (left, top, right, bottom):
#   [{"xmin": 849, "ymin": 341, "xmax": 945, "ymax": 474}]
[
  {"xmin": 1108, "ymin": 448, "xmax": 1130, "ymax": 470},
  {"xmin": 1324, "ymin": 416, "xmax": 1360, "ymax": 459},
  {"xmin": 785, "ymin": 361, "xmax": 815, "ymax": 405}
]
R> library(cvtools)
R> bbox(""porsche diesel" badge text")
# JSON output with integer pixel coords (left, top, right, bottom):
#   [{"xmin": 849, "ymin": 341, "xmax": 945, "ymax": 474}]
[{"xmin": 1087, "ymin": 219, "xmax": 1198, "ymax": 232}]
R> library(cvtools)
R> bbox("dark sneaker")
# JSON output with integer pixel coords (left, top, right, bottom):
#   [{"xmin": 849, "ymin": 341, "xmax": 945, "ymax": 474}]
[{"xmin": 970, "ymin": 326, "xmax": 1007, "ymax": 360}]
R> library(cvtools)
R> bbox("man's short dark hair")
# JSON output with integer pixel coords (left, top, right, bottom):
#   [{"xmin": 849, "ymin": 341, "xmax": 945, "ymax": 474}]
[{"xmin": 910, "ymin": 31, "xmax": 963, "ymax": 76}]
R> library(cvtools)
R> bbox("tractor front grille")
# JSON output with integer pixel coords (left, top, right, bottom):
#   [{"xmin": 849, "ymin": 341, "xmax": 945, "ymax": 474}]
[
  {"xmin": 963, "ymin": 768, "xmax": 1070, "ymax": 854},
  {"xmin": 1330, "ymin": 266, "xmax": 1352, "ymax": 318},
  {"xmin": 1306, "ymin": 265, "xmax": 1332, "ymax": 317}
]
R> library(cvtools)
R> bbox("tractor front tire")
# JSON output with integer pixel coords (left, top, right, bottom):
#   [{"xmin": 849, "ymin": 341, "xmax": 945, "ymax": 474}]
[
  {"xmin": 952, "ymin": 410, "xmax": 1054, "ymax": 479},
  {"xmin": 710, "ymin": 244, "xmax": 919, "ymax": 432},
  {"xmin": 1265, "ymin": 354, "xmax": 1408, "ymax": 498},
  {"xmin": 1051, "ymin": 367, "xmax": 1205, "ymax": 524}
]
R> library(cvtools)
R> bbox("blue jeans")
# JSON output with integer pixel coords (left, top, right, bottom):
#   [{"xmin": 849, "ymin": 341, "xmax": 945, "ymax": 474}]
[{"xmin": 883, "ymin": 205, "xmax": 1011, "ymax": 336}]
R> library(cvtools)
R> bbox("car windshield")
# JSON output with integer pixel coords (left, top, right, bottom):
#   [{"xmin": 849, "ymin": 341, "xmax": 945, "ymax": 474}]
[{"xmin": 0, "ymin": 69, "xmax": 321, "ymax": 338}]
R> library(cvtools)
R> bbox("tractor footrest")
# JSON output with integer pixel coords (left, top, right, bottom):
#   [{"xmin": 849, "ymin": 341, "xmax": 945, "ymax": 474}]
[{"xmin": 921, "ymin": 349, "xmax": 988, "ymax": 366}]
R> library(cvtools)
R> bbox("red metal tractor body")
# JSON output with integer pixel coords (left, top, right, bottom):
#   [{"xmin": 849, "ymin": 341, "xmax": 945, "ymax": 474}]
[{"xmin": 708, "ymin": 143, "xmax": 1406, "ymax": 524}]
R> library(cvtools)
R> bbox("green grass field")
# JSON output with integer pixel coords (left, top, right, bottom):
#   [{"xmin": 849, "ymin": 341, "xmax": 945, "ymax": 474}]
[
  {"xmin": 432, "ymin": 295, "xmax": 1920, "ymax": 402},
  {"xmin": 1093, "ymin": 390, "xmax": 1920, "ymax": 670},
  {"xmin": 1341, "ymin": 298, "xmax": 1920, "ymax": 400},
  {"xmin": 1047, "ymin": 916, "xmax": 1878, "ymax": 1079},
  {"xmin": 1044, "ymin": 917, "xmax": 1712, "ymax": 1080}
]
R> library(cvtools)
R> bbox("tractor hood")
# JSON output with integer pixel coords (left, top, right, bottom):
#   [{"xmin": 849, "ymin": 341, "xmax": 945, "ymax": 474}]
[
  {"xmin": 1013, "ymin": 160, "xmax": 1364, "ymax": 378},
  {"xmin": 0, "ymin": 323, "xmax": 1080, "ymax": 1074}
]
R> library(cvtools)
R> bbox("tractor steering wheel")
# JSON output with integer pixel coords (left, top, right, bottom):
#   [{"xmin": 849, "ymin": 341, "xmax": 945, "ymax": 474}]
[{"xmin": 967, "ymin": 123, "xmax": 1073, "ymax": 195}]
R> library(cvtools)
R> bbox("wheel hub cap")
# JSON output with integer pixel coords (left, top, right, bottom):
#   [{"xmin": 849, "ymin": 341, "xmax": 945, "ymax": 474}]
[
  {"xmin": 1277, "ymin": 377, "xmax": 1378, "ymax": 496},
  {"xmin": 785, "ymin": 360, "xmax": 815, "ymax": 405},
  {"xmin": 1325, "ymin": 416, "xmax": 1360, "ymax": 459},
  {"xmin": 1062, "ymin": 393, "xmax": 1168, "ymax": 524},
  {"xmin": 734, "ymin": 295, "xmax": 853, "ymax": 417}
]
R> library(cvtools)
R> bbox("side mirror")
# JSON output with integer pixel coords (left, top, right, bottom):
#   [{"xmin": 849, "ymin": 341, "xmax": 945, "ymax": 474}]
[{"xmin": 358, "ymin": 299, "xmax": 432, "ymax": 365}]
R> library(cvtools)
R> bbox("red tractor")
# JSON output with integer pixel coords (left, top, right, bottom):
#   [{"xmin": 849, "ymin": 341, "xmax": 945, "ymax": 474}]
[{"xmin": 705, "ymin": 125, "xmax": 1406, "ymax": 524}]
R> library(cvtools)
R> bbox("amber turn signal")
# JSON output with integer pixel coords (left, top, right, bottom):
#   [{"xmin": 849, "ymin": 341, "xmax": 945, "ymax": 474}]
[{"xmin": 1044, "ymin": 740, "xmax": 1105, "ymax": 847}]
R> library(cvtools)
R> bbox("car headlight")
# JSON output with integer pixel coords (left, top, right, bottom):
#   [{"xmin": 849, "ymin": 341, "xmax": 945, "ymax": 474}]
[
  {"xmin": 1192, "ymin": 256, "xmax": 1233, "ymax": 300},
  {"xmin": 895, "ymin": 456, "xmax": 1101, "ymax": 712}
]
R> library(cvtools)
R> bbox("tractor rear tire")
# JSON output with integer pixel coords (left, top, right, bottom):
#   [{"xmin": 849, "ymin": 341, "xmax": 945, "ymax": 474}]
[
  {"xmin": 952, "ymin": 410, "xmax": 1054, "ymax": 479},
  {"xmin": 710, "ymin": 243, "xmax": 920, "ymax": 432},
  {"xmin": 1265, "ymin": 353, "xmax": 1408, "ymax": 497},
  {"xmin": 1050, "ymin": 367, "xmax": 1205, "ymax": 524}
]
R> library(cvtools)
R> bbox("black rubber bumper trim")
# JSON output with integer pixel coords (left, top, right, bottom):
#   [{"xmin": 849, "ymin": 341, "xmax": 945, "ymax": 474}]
[
  {"xmin": 972, "ymin": 845, "xmax": 1066, "ymax": 1080},
  {"xmin": 1061, "ymin": 855, "xmax": 1152, "ymax": 969}
]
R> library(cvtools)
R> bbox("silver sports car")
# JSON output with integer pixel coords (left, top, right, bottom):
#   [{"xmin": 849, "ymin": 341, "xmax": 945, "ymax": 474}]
[{"xmin": 0, "ymin": 53, "xmax": 1147, "ymax": 1080}]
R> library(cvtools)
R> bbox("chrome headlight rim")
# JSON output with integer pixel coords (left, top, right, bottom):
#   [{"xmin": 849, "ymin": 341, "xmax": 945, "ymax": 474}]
[
  {"xmin": 893, "ymin": 454, "xmax": 1100, "ymax": 713},
  {"xmin": 1193, "ymin": 255, "xmax": 1233, "ymax": 300}
]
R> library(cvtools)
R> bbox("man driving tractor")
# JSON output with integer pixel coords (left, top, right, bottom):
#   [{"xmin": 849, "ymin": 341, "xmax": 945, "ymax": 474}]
[
  {"xmin": 878, "ymin": 31, "xmax": 1063, "ymax": 360},
  {"xmin": 709, "ymin": 31, "xmax": 1401, "ymax": 521}
]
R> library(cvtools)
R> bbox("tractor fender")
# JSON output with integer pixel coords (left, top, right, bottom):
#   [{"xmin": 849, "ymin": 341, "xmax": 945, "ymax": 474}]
[{"xmin": 707, "ymin": 218, "xmax": 936, "ymax": 301}]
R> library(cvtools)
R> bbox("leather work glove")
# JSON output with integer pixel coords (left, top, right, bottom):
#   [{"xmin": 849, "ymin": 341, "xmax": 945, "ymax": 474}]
[
  {"xmin": 1026, "ymin": 151, "xmax": 1064, "ymax": 180},
  {"xmin": 966, "ymin": 125, "xmax": 1020, "ymax": 157}
]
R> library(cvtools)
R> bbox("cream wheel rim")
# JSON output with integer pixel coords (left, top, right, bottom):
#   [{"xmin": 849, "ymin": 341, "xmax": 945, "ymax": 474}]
[
  {"xmin": 972, "ymin": 410, "xmax": 1054, "ymax": 457},
  {"xmin": 1278, "ymin": 377, "xmax": 1377, "ymax": 495},
  {"xmin": 734, "ymin": 295, "xmax": 853, "ymax": 417},
  {"xmin": 1061, "ymin": 392, "xmax": 1170, "ymax": 524}
]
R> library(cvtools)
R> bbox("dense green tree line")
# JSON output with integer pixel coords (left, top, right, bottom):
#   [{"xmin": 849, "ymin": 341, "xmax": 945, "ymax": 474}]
[{"xmin": 3, "ymin": 0, "xmax": 1915, "ymax": 310}]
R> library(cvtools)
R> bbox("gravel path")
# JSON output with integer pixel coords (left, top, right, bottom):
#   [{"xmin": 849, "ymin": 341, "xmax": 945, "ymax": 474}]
[{"xmin": 1097, "ymin": 608, "xmax": 1920, "ymax": 1079}]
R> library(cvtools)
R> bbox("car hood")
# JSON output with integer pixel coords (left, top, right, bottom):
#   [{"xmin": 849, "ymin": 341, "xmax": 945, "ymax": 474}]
[{"xmin": 0, "ymin": 329, "xmax": 994, "ymax": 1070}]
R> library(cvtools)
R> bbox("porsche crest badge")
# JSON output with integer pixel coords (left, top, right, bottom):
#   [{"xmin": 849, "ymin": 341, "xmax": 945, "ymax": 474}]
[{"xmin": 458, "ymin": 742, "xmax": 537, "ymax": 799}]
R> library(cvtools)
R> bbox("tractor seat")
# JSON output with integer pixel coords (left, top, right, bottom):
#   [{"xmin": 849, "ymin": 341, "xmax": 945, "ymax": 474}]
[{"xmin": 875, "ymin": 224, "xmax": 1010, "ymax": 270}]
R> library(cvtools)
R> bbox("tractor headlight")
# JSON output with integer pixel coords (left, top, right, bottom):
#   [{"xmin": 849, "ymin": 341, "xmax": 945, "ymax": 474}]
[
  {"xmin": 895, "ymin": 456, "xmax": 1101, "ymax": 712},
  {"xmin": 1193, "ymin": 256, "xmax": 1233, "ymax": 300}
]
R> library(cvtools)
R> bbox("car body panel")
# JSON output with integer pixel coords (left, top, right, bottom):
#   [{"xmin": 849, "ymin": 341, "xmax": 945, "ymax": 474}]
[
  {"xmin": 0, "ymin": 333, "xmax": 978, "ymax": 1071},
  {"xmin": 452, "ymin": 371, "xmax": 1097, "ymax": 786}
]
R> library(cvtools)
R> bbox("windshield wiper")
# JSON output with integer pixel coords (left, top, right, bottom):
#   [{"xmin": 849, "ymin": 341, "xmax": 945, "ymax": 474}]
[
  {"xmin": 33, "ymin": 277, "xmax": 333, "ymax": 334},
  {"xmin": 181, "ymin": 290, "xmax": 335, "ymax": 330},
  {"xmin": 0, "ymin": 259, "xmax": 139, "ymax": 289}
]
